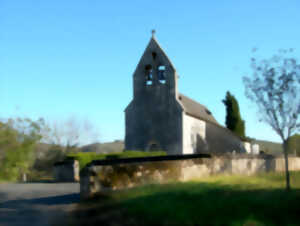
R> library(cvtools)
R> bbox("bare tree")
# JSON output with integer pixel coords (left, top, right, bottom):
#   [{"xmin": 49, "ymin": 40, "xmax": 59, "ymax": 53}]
[
  {"xmin": 243, "ymin": 49, "xmax": 300, "ymax": 190},
  {"xmin": 43, "ymin": 116, "xmax": 100, "ymax": 152}
]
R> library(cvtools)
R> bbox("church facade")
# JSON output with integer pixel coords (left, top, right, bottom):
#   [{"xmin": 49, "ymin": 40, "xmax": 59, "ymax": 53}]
[{"xmin": 125, "ymin": 34, "xmax": 246, "ymax": 155}]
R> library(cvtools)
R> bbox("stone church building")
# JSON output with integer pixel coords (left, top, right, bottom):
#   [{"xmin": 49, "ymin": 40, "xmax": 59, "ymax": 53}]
[{"xmin": 125, "ymin": 33, "xmax": 246, "ymax": 155}]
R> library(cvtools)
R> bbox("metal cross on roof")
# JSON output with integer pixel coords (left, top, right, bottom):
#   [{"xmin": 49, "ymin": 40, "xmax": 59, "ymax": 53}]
[{"xmin": 151, "ymin": 29, "xmax": 156, "ymax": 37}]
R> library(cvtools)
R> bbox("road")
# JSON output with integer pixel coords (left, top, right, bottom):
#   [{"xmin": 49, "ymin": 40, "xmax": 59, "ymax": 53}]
[{"xmin": 0, "ymin": 183, "xmax": 80, "ymax": 226}]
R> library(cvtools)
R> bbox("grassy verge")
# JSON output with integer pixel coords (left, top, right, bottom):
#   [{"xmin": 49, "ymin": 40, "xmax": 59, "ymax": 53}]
[
  {"xmin": 68, "ymin": 171, "xmax": 300, "ymax": 226},
  {"xmin": 0, "ymin": 178, "xmax": 7, "ymax": 183}
]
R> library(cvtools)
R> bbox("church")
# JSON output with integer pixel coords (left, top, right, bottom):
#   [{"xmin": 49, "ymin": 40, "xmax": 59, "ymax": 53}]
[{"xmin": 125, "ymin": 32, "xmax": 246, "ymax": 155}]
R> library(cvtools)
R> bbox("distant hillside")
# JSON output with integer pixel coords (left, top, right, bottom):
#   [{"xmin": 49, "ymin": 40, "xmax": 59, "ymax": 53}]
[
  {"xmin": 79, "ymin": 139, "xmax": 285, "ymax": 156},
  {"xmin": 254, "ymin": 139, "xmax": 283, "ymax": 156},
  {"xmin": 80, "ymin": 140, "xmax": 124, "ymax": 153}
]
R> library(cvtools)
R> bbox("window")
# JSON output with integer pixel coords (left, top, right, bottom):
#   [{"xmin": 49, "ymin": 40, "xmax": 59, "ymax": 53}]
[
  {"xmin": 205, "ymin": 109, "xmax": 212, "ymax": 115},
  {"xmin": 145, "ymin": 64, "xmax": 153, "ymax": 85},
  {"xmin": 158, "ymin": 65, "xmax": 166, "ymax": 84},
  {"xmin": 152, "ymin": 52, "xmax": 157, "ymax": 60}
]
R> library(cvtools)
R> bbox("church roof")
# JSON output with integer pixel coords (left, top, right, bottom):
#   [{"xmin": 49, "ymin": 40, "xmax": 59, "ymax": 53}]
[
  {"xmin": 149, "ymin": 36, "xmax": 177, "ymax": 70},
  {"xmin": 178, "ymin": 94, "xmax": 219, "ymax": 125}
]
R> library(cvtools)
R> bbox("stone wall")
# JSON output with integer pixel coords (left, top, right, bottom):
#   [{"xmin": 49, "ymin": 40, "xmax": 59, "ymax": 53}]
[
  {"xmin": 80, "ymin": 155, "xmax": 300, "ymax": 199},
  {"xmin": 274, "ymin": 157, "xmax": 300, "ymax": 172},
  {"xmin": 53, "ymin": 160, "xmax": 80, "ymax": 182}
]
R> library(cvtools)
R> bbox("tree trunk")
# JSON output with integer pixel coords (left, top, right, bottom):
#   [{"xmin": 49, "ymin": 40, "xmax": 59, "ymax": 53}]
[{"xmin": 283, "ymin": 140, "xmax": 291, "ymax": 191}]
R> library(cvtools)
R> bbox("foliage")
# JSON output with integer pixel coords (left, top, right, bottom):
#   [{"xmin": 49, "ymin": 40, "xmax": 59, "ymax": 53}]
[
  {"xmin": 67, "ymin": 152, "xmax": 106, "ymax": 169},
  {"xmin": 0, "ymin": 116, "xmax": 101, "ymax": 181},
  {"xmin": 43, "ymin": 116, "xmax": 100, "ymax": 150},
  {"xmin": 33, "ymin": 144, "xmax": 66, "ymax": 173},
  {"xmin": 222, "ymin": 91, "xmax": 246, "ymax": 138},
  {"xmin": 254, "ymin": 139, "xmax": 283, "ymax": 155},
  {"xmin": 69, "ymin": 171, "xmax": 300, "ymax": 226},
  {"xmin": 243, "ymin": 49, "xmax": 300, "ymax": 190},
  {"xmin": 244, "ymin": 49, "xmax": 300, "ymax": 140},
  {"xmin": 67, "ymin": 151, "xmax": 166, "ymax": 169},
  {"xmin": 287, "ymin": 133, "xmax": 300, "ymax": 156},
  {"xmin": 105, "ymin": 150, "xmax": 166, "ymax": 159},
  {"xmin": 0, "ymin": 118, "xmax": 46, "ymax": 181}
]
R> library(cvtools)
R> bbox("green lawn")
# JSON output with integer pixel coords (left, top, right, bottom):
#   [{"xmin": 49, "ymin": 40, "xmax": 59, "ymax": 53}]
[
  {"xmin": 67, "ymin": 150, "xmax": 166, "ymax": 170},
  {"xmin": 69, "ymin": 171, "xmax": 300, "ymax": 226}
]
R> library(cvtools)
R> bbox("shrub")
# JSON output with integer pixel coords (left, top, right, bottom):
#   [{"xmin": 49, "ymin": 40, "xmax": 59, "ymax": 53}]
[
  {"xmin": 67, "ymin": 152, "xmax": 106, "ymax": 169},
  {"xmin": 106, "ymin": 150, "xmax": 166, "ymax": 159},
  {"xmin": 0, "ymin": 118, "xmax": 45, "ymax": 181}
]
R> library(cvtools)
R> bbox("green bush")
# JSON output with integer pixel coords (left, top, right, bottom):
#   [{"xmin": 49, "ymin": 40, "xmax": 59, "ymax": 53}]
[
  {"xmin": 67, "ymin": 151, "xmax": 166, "ymax": 169},
  {"xmin": 106, "ymin": 150, "xmax": 166, "ymax": 159},
  {"xmin": 0, "ymin": 118, "xmax": 46, "ymax": 181},
  {"xmin": 287, "ymin": 133, "xmax": 300, "ymax": 156}
]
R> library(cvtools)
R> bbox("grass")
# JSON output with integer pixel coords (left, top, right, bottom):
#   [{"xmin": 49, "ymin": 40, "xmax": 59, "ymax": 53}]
[
  {"xmin": 67, "ymin": 151, "xmax": 166, "ymax": 169},
  {"xmin": 68, "ymin": 171, "xmax": 300, "ymax": 226},
  {"xmin": 66, "ymin": 152, "xmax": 106, "ymax": 170}
]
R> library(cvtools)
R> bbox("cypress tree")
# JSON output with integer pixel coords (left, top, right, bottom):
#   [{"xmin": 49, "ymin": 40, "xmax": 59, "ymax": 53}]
[{"xmin": 222, "ymin": 91, "xmax": 246, "ymax": 138}]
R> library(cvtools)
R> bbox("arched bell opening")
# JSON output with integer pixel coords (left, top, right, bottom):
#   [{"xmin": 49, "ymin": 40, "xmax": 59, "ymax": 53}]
[
  {"xmin": 145, "ymin": 64, "xmax": 153, "ymax": 86},
  {"xmin": 158, "ymin": 65, "xmax": 166, "ymax": 84}
]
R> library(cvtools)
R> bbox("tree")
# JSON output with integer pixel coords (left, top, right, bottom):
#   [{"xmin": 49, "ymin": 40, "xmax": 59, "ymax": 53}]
[
  {"xmin": 0, "ymin": 117, "xmax": 46, "ymax": 181},
  {"xmin": 222, "ymin": 91, "xmax": 246, "ymax": 138},
  {"xmin": 30, "ymin": 116, "xmax": 100, "ymax": 175},
  {"xmin": 287, "ymin": 133, "xmax": 300, "ymax": 156},
  {"xmin": 243, "ymin": 49, "xmax": 300, "ymax": 190},
  {"xmin": 43, "ymin": 116, "xmax": 100, "ymax": 153}
]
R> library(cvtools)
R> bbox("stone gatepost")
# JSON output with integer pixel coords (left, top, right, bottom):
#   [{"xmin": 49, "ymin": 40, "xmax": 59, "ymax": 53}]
[{"xmin": 53, "ymin": 159, "xmax": 80, "ymax": 182}]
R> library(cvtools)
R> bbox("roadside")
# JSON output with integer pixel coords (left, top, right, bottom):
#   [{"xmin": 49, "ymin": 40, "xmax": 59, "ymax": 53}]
[{"xmin": 0, "ymin": 183, "xmax": 80, "ymax": 226}]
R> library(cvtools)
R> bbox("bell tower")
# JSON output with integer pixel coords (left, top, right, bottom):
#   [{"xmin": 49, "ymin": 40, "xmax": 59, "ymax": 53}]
[
  {"xmin": 132, "ymin": 31, "xmax": 179, "ymax": 100},
  {"xmin": 125, "ymin": 31, "xmax": 183, "ymax": 155}
]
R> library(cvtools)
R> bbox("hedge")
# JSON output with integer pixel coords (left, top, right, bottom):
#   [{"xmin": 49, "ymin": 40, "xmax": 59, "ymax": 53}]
[{"xmin": 67, "ymin": 151, "xmax": 166, "ymax": 169}]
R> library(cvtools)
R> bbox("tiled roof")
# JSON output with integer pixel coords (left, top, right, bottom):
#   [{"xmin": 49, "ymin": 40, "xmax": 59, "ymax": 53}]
[{"xmin": 178, "ymin": 93, "xmax": 219, "ymax": 125}]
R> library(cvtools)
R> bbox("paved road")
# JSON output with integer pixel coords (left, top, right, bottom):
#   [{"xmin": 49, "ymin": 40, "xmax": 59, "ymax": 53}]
[{"xmin": 0, "ymin": 183, "xmax": 80, "ymax": 226}]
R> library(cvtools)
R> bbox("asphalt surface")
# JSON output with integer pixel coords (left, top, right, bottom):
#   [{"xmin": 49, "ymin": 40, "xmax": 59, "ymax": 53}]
[{"xmin": 0, "ymin": 183, "xmax": 80, "ymax": 226}]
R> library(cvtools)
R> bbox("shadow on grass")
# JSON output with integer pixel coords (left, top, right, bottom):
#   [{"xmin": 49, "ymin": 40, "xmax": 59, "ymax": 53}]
[{"xmin": 73, "ymin": 182, "xmax": 300, "ymax": 226}]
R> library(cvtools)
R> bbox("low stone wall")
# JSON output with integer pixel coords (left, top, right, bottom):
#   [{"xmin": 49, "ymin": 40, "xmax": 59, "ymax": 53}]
[
  {"xmin": 274, "ymin": 157, "xmax": 300, "ymax": 172},
  {"xmin": 80, "ymin": 154, "xmax": 300, "ymax": 199},
  {"xmin": 53, "ymin": 159, "xmax": 80, "ymax": 182}
]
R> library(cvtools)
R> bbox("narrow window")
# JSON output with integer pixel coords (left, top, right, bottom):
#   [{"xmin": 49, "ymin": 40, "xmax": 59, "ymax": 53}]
[
  {"xmin": 205, "ymin": 109, "xmax": 212, "ymax": 115},
  {"xmin": 152, "ymin": 52, "xmax": 157, "ymax": 60},
  {"xmin": 145, "ymin": 64, "xmax": 153, "ymax": 85},
  {"xmin": 158, "ymin": 65, "xmax": 166, "ymax": 84}
]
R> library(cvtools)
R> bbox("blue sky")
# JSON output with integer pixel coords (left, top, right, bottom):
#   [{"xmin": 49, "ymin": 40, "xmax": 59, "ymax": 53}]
[{"xmin": 1, "ymin": 0, "xmax": 300, "ymax": 144}]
